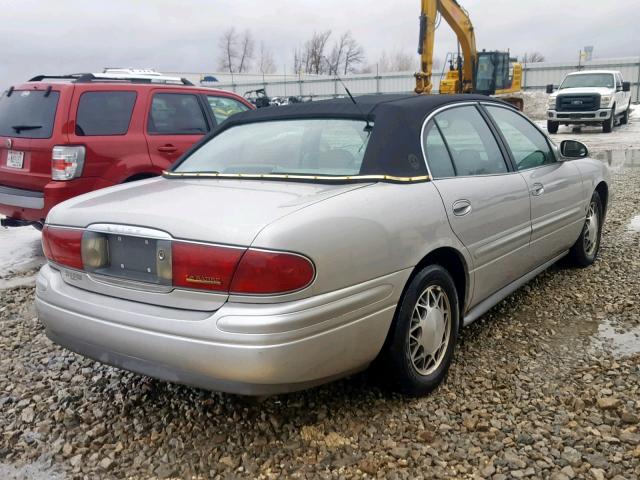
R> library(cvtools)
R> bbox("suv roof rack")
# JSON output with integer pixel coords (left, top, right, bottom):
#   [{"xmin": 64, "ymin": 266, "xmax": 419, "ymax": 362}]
[{"xmin": 28, "ymin": 72, "xmax": 194, "ymax": 86}]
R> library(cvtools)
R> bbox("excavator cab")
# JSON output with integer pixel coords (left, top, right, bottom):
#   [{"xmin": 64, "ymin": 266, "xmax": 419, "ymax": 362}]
[{"xmin": 474, "ymin": 51, "xmax": 511, "ymax": 95}]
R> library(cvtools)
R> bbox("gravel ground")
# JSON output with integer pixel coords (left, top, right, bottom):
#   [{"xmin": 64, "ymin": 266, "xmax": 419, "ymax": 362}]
[{"xmin": 1, "ymin": 127, "xmax": 640, "ymax": 479}]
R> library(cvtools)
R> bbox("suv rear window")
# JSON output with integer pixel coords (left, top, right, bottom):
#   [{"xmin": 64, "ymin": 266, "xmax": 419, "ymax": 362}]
[
  {"xmin": 148, "ymin": 93, "xmax": 208, "ymax": 135},
  {"xmin": 75, "ymin": 91, "xmax": 137, "ymax": 136},
  {"xmin": 0, "ymin": 90, "xmax": 60, "ymax": 139}
]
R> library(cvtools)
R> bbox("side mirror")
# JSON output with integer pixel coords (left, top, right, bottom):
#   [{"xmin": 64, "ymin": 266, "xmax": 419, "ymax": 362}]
[
  {"xmin": 546, "ymin": 84, "xmax": 554, "ymax": 94},
  {"xmin": 623, "ymin": 81, "xmax": 631, "ymax": 92},
  {"xmin": 560, "ymin": 140, "xmax": 589, "ymax": 159}
]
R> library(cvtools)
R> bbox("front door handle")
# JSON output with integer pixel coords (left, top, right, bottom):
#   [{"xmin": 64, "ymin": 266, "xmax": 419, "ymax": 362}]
[
  {"xmin": 452, "ymin": 200, "xmax": 472, "ymax": 216},
  {"xmin": 531, "ymin": 183, "xmax": 545, "ymax": 196},
  {"xmin": 158, "ymin": 145, "xmax": 178, "ymax": 153}
]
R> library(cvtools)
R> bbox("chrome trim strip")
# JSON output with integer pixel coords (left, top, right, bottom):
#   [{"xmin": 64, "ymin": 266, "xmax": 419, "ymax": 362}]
[
  {"xmin": 86, "ymin": 223, "xmax": 172, "ymax": 240},
  {"xmin": 163, "ymin": 171, "xmax": 431, "ymax": 183}
]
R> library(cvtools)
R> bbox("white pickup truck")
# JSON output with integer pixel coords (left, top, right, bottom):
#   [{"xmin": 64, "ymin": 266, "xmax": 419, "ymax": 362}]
[{"xmin": 547, "ymin": 70, "xmax": 632, "ymax": 133}]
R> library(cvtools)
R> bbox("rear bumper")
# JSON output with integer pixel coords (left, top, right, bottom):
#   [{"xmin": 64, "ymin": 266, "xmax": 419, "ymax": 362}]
[
  {"xmin": 0, "ymin": 177, "xmax": 112, "ymax": 223},
  {"xmin": 36, "ymin": 264, "xmax": 407, "ymax": 395},
  {"xmin": 547, "ymin": 109, "xmax": 611, "ymax": 123}
]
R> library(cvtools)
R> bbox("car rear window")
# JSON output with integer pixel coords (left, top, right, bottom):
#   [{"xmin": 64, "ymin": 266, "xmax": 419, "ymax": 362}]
[
  {"xmin": 174, "ymin": 119, "xmax": 372, "ymax": 176},
  {"xmin": 148, "ymin": 93, "xmax": 208, "ymax": 135},
  {"xmin": 0, "ymin": 89, "xmax": 60, "ymax": 139},
  {"xmin": 75, "ymin": 91, "xmax": 137, "ymax": 136}
]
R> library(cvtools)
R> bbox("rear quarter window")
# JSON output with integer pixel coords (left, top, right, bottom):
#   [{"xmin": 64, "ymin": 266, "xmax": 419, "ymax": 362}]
[
  {"xmin": 75, "ymin": 91, "xmax": 137, "ymax": 136},
  {"xmin": 0, "ymin": 89, "xmax": 60, "ymax": 139}
]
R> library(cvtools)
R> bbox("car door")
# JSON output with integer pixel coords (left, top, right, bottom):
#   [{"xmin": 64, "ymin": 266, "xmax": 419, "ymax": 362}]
[
  {"xmin": 424, "ymin": 105, "xmax": 532, "ymax": 306},
  {"xmin": 145, "ymin": 90, "xmax": 210, "ymax": 170},
  {"xmin": 483, "ymin": 104, "xmax": 585, "ymax": 268},
  {"xmin": 615, "ymin": 73, "xmax": 628, "ymax": 112}
]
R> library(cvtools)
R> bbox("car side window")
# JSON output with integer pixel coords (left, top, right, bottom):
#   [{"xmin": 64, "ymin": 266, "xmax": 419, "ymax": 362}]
[
  {"xmin": 206, "ymin": 96, "xmax": 249, "ymax": 124},
  {"xmin": 75, "ymin": 91, "xmax": 136, "ymax": 136},
  {"xmin": 422, "ymin": 120, "xmax": 455, "ymax": 178},
  {"xmin": 485, "ymin": 105, "xmax": 555, "ymax": 171},
  {"xmin": 148, "ymin": 93, "xmax": 208, "ymax": 135},
  {"xmin": 434, "ymin": 106, "xmax": 508, "ymax": 176}
]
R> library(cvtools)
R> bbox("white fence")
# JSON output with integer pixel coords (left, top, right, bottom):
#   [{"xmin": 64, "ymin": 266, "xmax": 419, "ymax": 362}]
[{"xmin": 171, "ymin": 56, "xmax": 640, "ymax": 103}]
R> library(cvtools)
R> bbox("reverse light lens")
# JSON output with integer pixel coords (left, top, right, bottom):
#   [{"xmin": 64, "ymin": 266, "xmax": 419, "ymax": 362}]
[
  {"xmin": 172, "ymin": 242, "xmax": 244, "ymax": 292},
  {"xmin": 230, "ymin": 249, "xmax": 315, "ymax": 295},
  {"xmin": 52, "ymin": 145, "xmax": 86, "ymax": 180},
  {"xmin": 42, "ymin": 226, "xmax": 84, "ymax": 270}
]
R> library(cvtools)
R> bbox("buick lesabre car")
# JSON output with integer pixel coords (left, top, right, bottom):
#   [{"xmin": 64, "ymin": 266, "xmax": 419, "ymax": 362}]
[{"xmin": 36, "ymin": 94, "xmax": 609, "ymax": 396}]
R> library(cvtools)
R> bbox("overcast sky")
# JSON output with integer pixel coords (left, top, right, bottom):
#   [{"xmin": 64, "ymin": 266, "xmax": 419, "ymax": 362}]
[{"xmin": 1, "ymin": 0, "xmax": 637, "ymax": 85}]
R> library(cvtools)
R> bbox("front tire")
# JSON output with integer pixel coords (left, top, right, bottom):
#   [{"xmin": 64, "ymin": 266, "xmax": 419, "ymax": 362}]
[
  {"xmin": 547, "ymin": 120, "xmax": 559, "ymax": 134},
  {"xmin": 567, "ymin": 191, "xmax": 603, "ymax": 267},
  {"xmin": 379, "ymin": 265, "xmax": 459, "ymax": 396},
  {"xmin": 603, "ymin": 106, "xmax": 615, "ymax": 133},
  {"xmin": 621, "ymin": 102, "xmax": 631, "ymax": 125}
]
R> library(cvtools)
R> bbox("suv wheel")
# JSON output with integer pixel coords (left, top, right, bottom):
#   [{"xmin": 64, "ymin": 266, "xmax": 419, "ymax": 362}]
[
  {"xmin": 603, "ymin": 106, "xmax": 615, "ymax": 133},
  {"xmin": 567, "ymin": 191, "xmax": 603, "ymax": 267},
  {"xmin": 547, "ymin": 120, "xmax": 559, "ymax": 134},
  {"xmin": 379, "ymin": 265, "xmax": 459, "ymax": 396}
]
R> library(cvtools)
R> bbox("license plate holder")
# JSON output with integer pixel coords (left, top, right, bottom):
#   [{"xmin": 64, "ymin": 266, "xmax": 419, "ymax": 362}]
[{"xmin": 6, "ymin": 150, "xmax": 24, "ymax": 169}]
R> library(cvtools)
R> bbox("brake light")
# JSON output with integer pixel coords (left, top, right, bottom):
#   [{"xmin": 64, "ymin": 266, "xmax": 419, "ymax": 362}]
[
  {"xmin": 42, "ymin": 226, "xmax": 83, "ymax": 270},
  {"xmin": 230, "ymin": 249, "xmax": 315, "ymax": 294},
  {"xmin": 172, "ymin": 242, "xmax": 244, "ymax": 292},
  {"xmin": 51, "ymin": 146, "xmax": 85, "ymax": 180}
]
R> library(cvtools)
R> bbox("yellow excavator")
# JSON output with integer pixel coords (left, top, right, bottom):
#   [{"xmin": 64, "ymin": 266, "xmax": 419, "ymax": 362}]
[{"xmin": 415, "ymin": 0, "xmax": 524, "ymax": 110}]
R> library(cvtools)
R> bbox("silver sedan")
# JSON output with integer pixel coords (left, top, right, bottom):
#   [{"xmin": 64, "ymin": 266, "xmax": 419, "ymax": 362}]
[{"xmin": 36, "ymin": 94, "xmax": 610, "ymax": 396}]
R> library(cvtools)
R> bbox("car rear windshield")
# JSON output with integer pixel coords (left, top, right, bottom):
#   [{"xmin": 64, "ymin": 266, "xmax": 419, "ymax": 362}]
[
  {"xmin": 0, "ymin": 89, "xmax": 60, "ymax": 139},
  {"xmin": 560, "ymin": 74, "xmax": 615, "ymax": 89},
  {"xmin": 174, "ymin": 119, "xmax": 372, "ymax": 177}
]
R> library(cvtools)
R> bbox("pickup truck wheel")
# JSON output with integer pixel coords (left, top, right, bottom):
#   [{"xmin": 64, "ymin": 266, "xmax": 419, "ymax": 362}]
[
  {"xmin": 547, "ymin": 121, "xmax": 559, "ymax": 134},
  {"xmin": 621, "ymin": 102, "xmax": 631, "ymax": 125},
  {"xmin": 567, "ymin": 191, "xmax": 603, "ymax": 267},
  {"xmin": 379, "ymin": 265, "xmax": 459, "ymax": 396},
  {"xmin": 602, "ymin": 106, "xmax": 615, "ymax": 133}
]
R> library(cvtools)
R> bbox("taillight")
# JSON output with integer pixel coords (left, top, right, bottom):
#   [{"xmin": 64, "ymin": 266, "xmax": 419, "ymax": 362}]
[
  {"xmin": 172, "ymin": 242, "xmax": 244, "ymax": 292},
  {"xmin": 230, "ymin": 249, "xmax": 315, "ymax": 294},
  {"xmin": 51, "ymin": 146, "xmax": 85, "ymax": 180},
  {"xmin": 42, "ymin": 226, "xmax": 83, "ymax": 270}
]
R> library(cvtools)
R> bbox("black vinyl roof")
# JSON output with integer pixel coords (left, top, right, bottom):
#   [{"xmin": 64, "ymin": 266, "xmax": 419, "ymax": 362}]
[{"xmin": 172, "ymin": 94, "xmax": 512, "ymax": 181}]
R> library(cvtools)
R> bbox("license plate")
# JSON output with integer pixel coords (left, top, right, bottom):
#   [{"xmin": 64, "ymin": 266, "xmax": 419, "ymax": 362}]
[{"xmin": 6, "ymin": 150, "xmax": 24, "ymax": 169}]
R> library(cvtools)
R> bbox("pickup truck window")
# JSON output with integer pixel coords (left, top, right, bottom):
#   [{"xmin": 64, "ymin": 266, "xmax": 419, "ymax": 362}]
[{"xmin": 560, "ymin": 74, "xmax": 614, "ymax": 89}]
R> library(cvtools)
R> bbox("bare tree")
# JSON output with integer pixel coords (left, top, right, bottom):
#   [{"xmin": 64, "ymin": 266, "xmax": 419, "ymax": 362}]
[
  {"xmin": 378, "ymin": 50, "xmax": 415, "ymax": 72},
  {"xmin": 258, "ymin": 42, "xmax": 276, "ymax": 74},
  {"xmin": 327, "ymin": 32, "xmax": 349, "ymax": 75},
  {"xmin": 218, "ymin": 28, "xmax": 238, "ymax": 73},
  {"xmin": 237, "ymin": 30, "xmax": 255, "ymax": 73},
  {"xmin": 343, "ymin": 33, "xmax": 365, "ymax": 74},
  {"xmin": 303, "ymin": 30, "xmax": 332, "ymax": 75},
  {"xmin": 523, "ymin": 51, "xmax": 545, "ymax": 63}
]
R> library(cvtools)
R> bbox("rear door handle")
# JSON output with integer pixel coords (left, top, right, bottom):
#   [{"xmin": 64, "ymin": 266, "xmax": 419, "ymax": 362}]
[
  {"xmin": 158, "ymin": 145, "xmax": 178, "ymax": 153},
  {"xmin": 531, "ymin": 183, "xmax": 545, "ymax": 196},
  {"xmin": 452, "ymin": 200, "xmax": 472, "ymax": 216}
]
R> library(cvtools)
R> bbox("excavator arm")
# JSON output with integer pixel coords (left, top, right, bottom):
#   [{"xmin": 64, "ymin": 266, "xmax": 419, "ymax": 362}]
[{"xmin": 415, "ymin": 0, "xmax": 477, "ymax": 94}]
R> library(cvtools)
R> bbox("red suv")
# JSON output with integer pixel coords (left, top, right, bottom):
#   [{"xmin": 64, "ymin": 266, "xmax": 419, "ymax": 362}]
[{"xmin": 0, "ymin": 72, "xmax": 253, "ymax": 229}]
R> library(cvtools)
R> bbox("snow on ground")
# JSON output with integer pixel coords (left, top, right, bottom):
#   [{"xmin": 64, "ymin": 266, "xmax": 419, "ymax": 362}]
[{"xmin": 0, "ymin": 216, "xmax": 44, "ymax": 281}]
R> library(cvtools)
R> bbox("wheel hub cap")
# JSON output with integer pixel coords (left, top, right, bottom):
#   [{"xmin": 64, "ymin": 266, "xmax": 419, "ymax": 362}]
[
  {"xmin": 583, "ymin": 202, "xmax": 598, "ymax": 256},
  {"xmin": 409, "ymin": 285, "xmax": 451, "ymax": 376}
]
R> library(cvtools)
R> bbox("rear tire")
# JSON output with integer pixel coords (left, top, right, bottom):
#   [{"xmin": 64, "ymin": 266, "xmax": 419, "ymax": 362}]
[
  {"xmin": 547, "ymin": 121, "xmax": 559, "ymax": 134},
  {"xmin": 567, "ymin": 191, "xmax": 603, "ymax": 267},
  {"xmin": 603, "ymin": 106, "xmax": 615, "ymax": 133},
  {"xmin": 378, "ymin": 265, "xmax": 459, "ymax": 396}
]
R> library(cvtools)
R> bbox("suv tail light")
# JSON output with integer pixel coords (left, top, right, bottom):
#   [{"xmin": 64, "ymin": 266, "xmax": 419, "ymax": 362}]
[
  {"xmin": 52, "ymin": 146, "xmax": 86, "ymax": 180},
  {"xmin": 230, "ymin": 250, "xmax": 315, "ymax": 294},
  {"xmin": 42, "ymin": 226, "xmax": 84, "ymax": 270}
]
